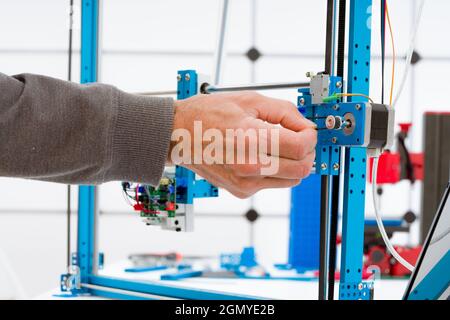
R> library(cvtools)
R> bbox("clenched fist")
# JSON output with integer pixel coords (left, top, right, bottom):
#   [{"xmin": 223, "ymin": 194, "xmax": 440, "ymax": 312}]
[{"xmin": 168, "ymin": 92, "xmax": 317, "ymax": 198}]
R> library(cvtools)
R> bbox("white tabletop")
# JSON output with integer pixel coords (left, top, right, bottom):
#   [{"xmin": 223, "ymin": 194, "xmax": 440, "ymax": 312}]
[{"xmin": 34, "ymin": 260, "xmax": 409, "ymax": 300}]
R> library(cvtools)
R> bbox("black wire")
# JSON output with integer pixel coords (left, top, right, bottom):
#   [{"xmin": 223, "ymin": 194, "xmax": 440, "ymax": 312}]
[
  {"xmin": 66, "ymin": 0, "xmax": 74, "ymax": 269},
  {"xmin": 327, "ymin": 0, "xmax": 346, "ymax": 300},
  {"xmin": 324, "ymin": 0, "xmax": 335, "ymax": 75},
  {"xmin": 319, "ymin": 0, "xmax": 336, "ymax": 300},
  {"xmin": 381, "ymin": 0, "xmax": 386, "ymax": 104}
]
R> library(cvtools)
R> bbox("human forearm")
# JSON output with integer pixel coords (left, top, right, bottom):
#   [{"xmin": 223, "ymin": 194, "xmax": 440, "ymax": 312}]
[{"xmin": 0, "ymin": 72, "xmax": 173, "ymax": 185}]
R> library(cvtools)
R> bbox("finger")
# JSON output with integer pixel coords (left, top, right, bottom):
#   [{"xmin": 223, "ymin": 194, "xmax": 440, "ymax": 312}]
[
  {"xmin": 238, "ymin": 92, "xmax": 316, "ymax": 131},
  {"xmin": 254, "ymin": 120, "xmax": 317, "ymax": 160},
  {"xmin": 253, "ymin": 177, "xmax": 302, "ymax": 192},
  {"xmin": 233, "ymin": 152, "xmax": 315, "ymax": 179}
]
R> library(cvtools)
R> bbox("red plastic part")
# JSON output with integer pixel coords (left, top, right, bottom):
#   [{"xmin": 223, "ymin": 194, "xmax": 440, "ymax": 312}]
[
  {"xmin": 398, "ymin": 122, "xmax": 412, "ymax": 134},
  {"xmin": 390, "ymin": 246, "xmax": 422, "ymax": 277},
  {"xmin": 365, "ymin": 246, "xmax": 391, "ymax": 275},
  {"xmin": 368, "ymin": 152, "xmax": 423, "ymax": 184}
]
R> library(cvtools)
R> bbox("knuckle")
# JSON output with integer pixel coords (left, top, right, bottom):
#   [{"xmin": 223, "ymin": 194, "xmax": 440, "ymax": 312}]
[
  {"xmin": 311, "ymin": 129, "xmax": 318, "ymax": 144},
  {"xmin": 287, "ymin": 101, "xmax": 298, "ymax": 113},
  {"xmin": 232, "ymin": 190, "xmax": 248, "ymax": 199},
  {"xmin": 241, "ymin": 91, "xmax": 260, "ymax": 102},
  {"xmin": 291, "ymin": 179, "xmax": 302, "ymax": 187},
  {"xmin": 296, "ymin": 165, "xmax": 307, "ymax": 179},
  {"xmin": 231, "ymin": 187, "xmax": 252, "ymax": 199}
]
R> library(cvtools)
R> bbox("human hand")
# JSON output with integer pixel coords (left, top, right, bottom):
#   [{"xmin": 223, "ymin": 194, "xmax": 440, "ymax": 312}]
[{"xmin": 168, "ymin": 92, "xmax": 317, "ymax": 198}]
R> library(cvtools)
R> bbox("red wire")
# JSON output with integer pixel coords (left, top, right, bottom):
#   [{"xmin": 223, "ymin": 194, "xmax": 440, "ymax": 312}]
[{"xmin": 135, "ymin": 183, "xmax": 159, "ymax": 214}]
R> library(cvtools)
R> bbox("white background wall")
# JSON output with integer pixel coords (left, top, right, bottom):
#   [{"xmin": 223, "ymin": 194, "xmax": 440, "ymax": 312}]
[{"xmin": 0, "ymin": 0, "xmax": 449, "ymax": 297}]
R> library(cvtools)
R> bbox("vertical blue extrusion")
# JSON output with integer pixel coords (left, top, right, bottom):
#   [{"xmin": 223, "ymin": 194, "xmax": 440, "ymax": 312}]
[
  {"xmin": 78, "ymin": 0, "xmax": 99, "ymax": 285},
  {"xmin": 175, "ymin": 70, "xmax": 218, "ymax": 204},
  {"xmin": 339, "ymin": 0, "xmax": 372, "ymax": 300},
  {"xmin": 289, "ymin": 176, "xmax": 321, "ymax": 271}
]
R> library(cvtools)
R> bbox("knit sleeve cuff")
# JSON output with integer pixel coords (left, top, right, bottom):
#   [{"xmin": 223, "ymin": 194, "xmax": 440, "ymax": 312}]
[{"xmin": 107, "ymin": 91, "xmax": 174, "ymax": 185}]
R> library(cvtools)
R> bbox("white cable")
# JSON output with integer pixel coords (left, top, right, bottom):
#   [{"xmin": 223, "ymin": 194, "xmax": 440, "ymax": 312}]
[
  {"xmin": 371, "ymin": 157, "xmax": 415, "ymax": 271},
  {"xmin": 392, "ymin": 0, "xmax": 425, "ymax": 107}
]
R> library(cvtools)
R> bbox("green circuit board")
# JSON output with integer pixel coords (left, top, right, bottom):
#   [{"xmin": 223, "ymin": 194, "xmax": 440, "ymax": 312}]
[{"xmin": 139, "ymin": 177, "xmax": 177, "ymax": 217}]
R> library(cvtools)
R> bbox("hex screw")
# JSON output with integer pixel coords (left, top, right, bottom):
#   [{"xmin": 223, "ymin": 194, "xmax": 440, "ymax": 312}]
[
  {"xmin": 321, "ymin": 163, "xmax": 327, "ymax": 170},
  {"xmin": 336, "ymin": 81, "xmax": 342, "ymax": 88},
  {"xmin": 177, "ymin": 74, "xmax": 182, "ymax": 82},
  {"xmin": 299, "ymin": 97, "xmax": 305, "ymax": 106},
  {"xmin": 333, "ymin": 163, "xmax": 340, "ymax": 170},
  {"xmin": 355, "ymin": 104, "xmax": 361, "ymax": 110},
  {"xmin": 185, "ymin": 73, "xmax": 190, "ymax": 81},
  {"xmin": 331, "ymin": 137, "xmax": 338, "ymax": 144},
  {"xmin": 358, "ymin": 283, "xmax": 364, "ymax": 290},
  {"xmin": 333, "ymin": 104, "xmax": 339, "ymax": 111}
]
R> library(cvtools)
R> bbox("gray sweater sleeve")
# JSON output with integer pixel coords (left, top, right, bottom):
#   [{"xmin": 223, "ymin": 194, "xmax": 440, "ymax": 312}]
[{"xmin": 0, "ymin": 72, "xmax": 174, "ymax": 185}]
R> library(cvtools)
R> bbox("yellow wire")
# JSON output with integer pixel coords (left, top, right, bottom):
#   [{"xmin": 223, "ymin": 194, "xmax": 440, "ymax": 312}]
[
  {"xmin": 385, "ymin": 1, "xmax": 395, "ymax": 106},
  {"xmin": 336, "ymin": 93, "xmax": 375, "ymax": 104}
]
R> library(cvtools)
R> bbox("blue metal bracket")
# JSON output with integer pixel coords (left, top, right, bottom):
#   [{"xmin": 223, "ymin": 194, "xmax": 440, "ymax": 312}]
[
  {"xmin": 175, "ymin": 70, "xmax": 218, "ymax": 204},
  {"xmin": 87, "ymin": 275, "xmax": 260, "ymax": 300},
  {"xmin": 298, "ymin": 76, "xmax": 343, "ymax": 176}
]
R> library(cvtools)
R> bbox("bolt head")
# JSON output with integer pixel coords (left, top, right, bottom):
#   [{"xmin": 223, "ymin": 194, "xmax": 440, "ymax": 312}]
[
  {"xmin": 355, "ymin": 104, "xmax": 361, "ymax": 110},
  {"xmin": 321, "ymin": 163, "xmax": 327, "ymax": 170},
  {"xmin": 185, "ymin": 73, "xmax": 191, "ymax": 81},
  {"xmin": 331, "ymin": 137, "xmax": 338, "ymax": 144},
  {"xmin": 358, "ymin": 283, "xmax": 364, "ymax": 290},
  {"xmin": 333, "ymin": 163, "xmax": 340, "ymax": 170},
  {"xmin": 299, "ymin": 97, "xmax": 305, "ymax": 106},
  {"xmin": 177, "ymin": 74, "xmax": 182, "ymax": 82},
  {"xmin": 333, "ymin": 104, "xmax": 339, "ymax": 110},
  {"xmin": 336, "ymin": 81, "xmax": 342, "ymax": 88}
]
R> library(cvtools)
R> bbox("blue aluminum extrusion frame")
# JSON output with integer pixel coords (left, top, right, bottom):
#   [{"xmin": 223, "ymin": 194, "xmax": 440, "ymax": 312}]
[
  {"xmin": 87, "ymin": 275, "xmax": 260, "ymax": 300},
  {"xmin": 289, "ymin": 1, "xmax": 374, "ymax": 300},
  {"xmin": 339, "ymin": 0, "xmax": 373, "ymax": 300},
  {"xmin": 78, "ymin": 0, "xmax": 99, "ymax": 287}
]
